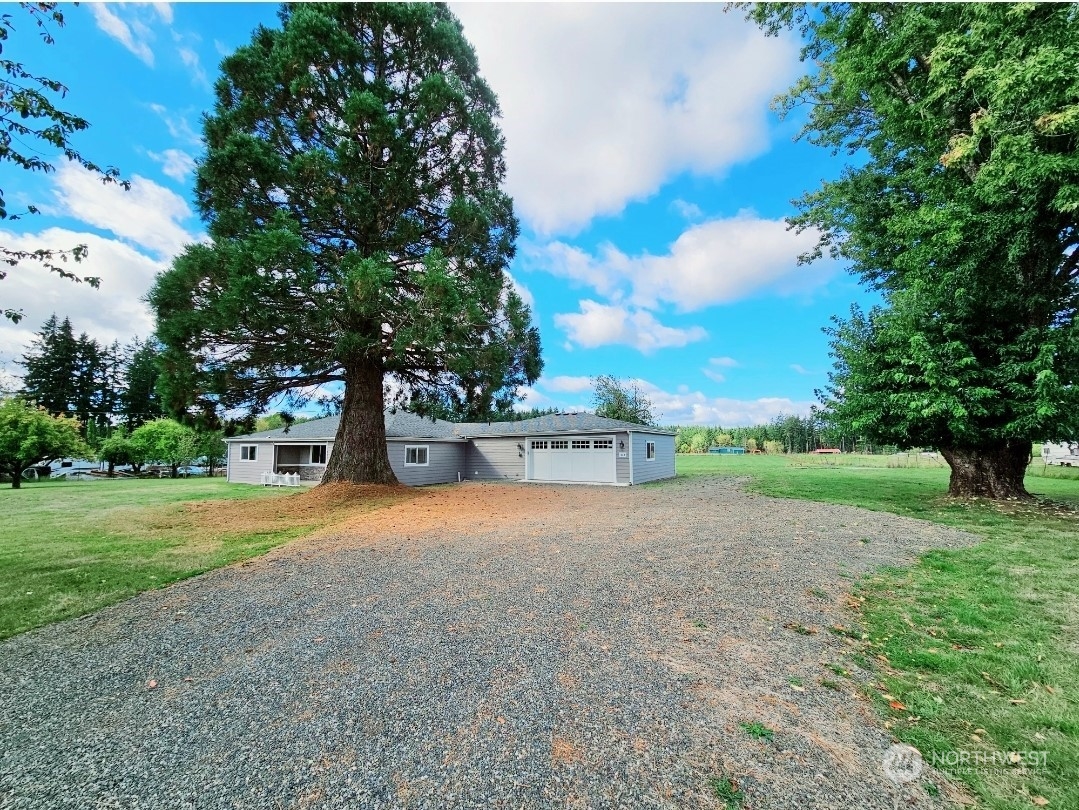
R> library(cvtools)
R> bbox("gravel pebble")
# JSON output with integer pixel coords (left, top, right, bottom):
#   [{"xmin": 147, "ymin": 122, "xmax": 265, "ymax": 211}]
[{"xmin": 0, "ymin": 477, "xmax": 976, "ymax": 809}]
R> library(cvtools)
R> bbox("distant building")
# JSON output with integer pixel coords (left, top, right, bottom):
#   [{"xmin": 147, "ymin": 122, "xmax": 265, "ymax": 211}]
[
  {"xmin": 708, "ymin": 446, "xmax": 746, "ymax": 455},
  {"xmin": 1042, "ymin": 442, "xmax": 1079, "ymax": 467}
]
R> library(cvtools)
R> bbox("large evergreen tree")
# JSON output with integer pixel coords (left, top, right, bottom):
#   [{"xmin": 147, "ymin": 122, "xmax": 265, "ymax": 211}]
[
  {"xmin": 150, "ymin": 3, "xmax": 541, "ymax": 485},
  {"xmin": 19, "ymin": 314, "xmax": 79, "ymax": 416},
  {"xmin": 120, "ymin": 337, "xmax": 163, "ymax": 430},
  {"xmin": 748, "ymin": 3, "xmax": 1079, "ymax": 498}
]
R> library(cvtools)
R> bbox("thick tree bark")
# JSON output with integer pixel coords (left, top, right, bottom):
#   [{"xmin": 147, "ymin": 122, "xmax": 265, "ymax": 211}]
[
  {"xmin": 939, "ymin": 440, "xmax": 1031, "ymax": 499},
  {"xmin": 9, "ymin": 467, "xmax": 21, "ymax": 489},
  {"xmin": 322, "ymin": 359, "xmax": 399, "ymax": 485}
]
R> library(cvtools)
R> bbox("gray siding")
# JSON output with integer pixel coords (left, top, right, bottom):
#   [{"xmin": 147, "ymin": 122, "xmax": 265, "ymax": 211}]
[
  {"xmin": 631, "ymin": 432, "xmax": 676, "ymax": 484},
  {"xmin": 387, "ymin": 439, "xmax": 466, "ymax": 486},
  {"xmin": 615, "ymin": 431, "xmax": 630, "ymax": 484},
  {"xmin": 226, "ymin": 441, "xmax": 275, "ymax": 484},
  {"xmin": 467, "ymin": 437, "xmax": 525, "ymax": 481}
]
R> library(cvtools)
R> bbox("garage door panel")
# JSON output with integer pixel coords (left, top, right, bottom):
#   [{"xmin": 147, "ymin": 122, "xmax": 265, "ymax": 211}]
[{"xmin": 529, "ymin": 437, "xmax": 614, "ymax": 483}]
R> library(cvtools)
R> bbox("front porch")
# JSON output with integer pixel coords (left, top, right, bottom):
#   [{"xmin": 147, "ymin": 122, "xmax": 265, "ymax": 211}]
[{"xmin": 273, "ymin": 444, "xmax": 328, "ymax": 482}]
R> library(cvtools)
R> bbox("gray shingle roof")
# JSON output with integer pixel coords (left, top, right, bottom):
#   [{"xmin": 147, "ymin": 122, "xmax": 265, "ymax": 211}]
[{"xmin": 227, "ymin": 411, "xmax": 672, "ymax": 442}]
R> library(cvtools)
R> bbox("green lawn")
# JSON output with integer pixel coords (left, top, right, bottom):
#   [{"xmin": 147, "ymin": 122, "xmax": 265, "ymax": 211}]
[
  {"xmin": 0, "ymin": 477, "xmax": 401, "ymax": 639},
  {"xmin": 677, "ymin": 454, "xmax": 1079, "ymax": 810}
]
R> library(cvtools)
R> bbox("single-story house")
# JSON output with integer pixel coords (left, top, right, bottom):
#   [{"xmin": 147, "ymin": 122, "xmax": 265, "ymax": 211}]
[{"xmin": 225, "ymin": 410, "xmax": 676, "ymax": 487}]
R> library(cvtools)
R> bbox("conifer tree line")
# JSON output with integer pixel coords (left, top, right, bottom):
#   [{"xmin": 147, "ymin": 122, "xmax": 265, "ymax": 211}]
[
  {"xmin": 17, "ymin": 314, "xmax": 163, "ymax": 439},
  {"xmin": 673, "ymin": 413, "xmax": 879, "ymax": 456}
]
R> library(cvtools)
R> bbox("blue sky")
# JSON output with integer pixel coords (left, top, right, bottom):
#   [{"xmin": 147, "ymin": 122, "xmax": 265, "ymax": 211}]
[{"xmin": 0, "ymin": 3, "xmax": 877, "ymax": 426}]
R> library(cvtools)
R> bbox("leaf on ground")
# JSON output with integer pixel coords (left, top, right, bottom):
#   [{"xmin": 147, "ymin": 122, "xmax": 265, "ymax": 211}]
[
  {"xmin": 888, "ymin": 700, "xmax": 907, "ymax": 711},
  {"xmin": 146, "ymin": 679, "xmax": 157, "ymax": 689},
  {"xmin": 1031, "ymin": 797, "xmax": 1049, "ymax": 807}
]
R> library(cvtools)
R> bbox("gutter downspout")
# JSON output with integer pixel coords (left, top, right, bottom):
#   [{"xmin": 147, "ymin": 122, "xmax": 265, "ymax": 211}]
[{"xmin": 629, "ymin": 432, "xmax": 635, "ymax": 485}]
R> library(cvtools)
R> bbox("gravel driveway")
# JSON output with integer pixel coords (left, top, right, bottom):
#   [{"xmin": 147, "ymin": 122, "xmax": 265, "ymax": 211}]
[{"xmin": 0, "ymin": 477, "xmax": 975, "ymax": 809}]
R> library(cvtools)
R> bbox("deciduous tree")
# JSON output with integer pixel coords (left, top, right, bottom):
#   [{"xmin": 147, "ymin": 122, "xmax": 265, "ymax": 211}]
[
  {"xmin": 748, "ymin": 3, "xmax": 1079, "ymax": 497},
  {"xmin": 591, "ymin": 375, "xmax": 655, "ymax": 426},
  {"xmin": 0, "ymin": 397, "xmax": 85, "ymax": 488},
  {"xmin": 150, "ymin": 3, "xmax": 541, "ymax": 485},
  {"xmin": 129, "ymin": 419, "xmax": 198, "ymax": 479}
]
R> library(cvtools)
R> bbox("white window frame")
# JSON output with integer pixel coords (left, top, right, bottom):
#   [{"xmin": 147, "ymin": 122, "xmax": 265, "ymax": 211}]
[
  {"xmin": 404, "ymin": 445, "xmax": 429, "ymax": 466},
  {"xmin": 310, "ymin": 444, "xmax": 327, "ymax": 464},
  {"xmin": 646, "ymin": 441, "xmax": 656, "ymax": 461},
  {"xmin": 240, "ymin": 445, "xmax": 258, "ymax": 462}
]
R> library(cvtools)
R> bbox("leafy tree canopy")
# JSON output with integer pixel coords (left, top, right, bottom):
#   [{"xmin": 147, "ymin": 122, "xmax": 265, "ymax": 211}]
[
  {"xmin": 150, "ymin": 2, "xmax": 541, "ymax": 484},
  {"xmin": 592, "ymin": 375, "xmax": 656, "ymax": 426},
  {"xmin": 129, "ymin": 419, "xmax": 198, "ymax": 477},
  {"xmin": 747, "ymin": 2, "xmax": 1079, "ymax": 498},
  {"xmin": 0, "ymin": 2, "xmax": 127, "ymax": 323},
  {"xmin": 0, "ymin": 397, "xmax": 86, "ymax": 488}
]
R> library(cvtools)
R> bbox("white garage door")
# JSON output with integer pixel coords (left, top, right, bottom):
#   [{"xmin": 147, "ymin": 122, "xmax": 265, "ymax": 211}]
[{"xmin": 528, "ymin": 436, "xmax": 615, "ymax": 483}]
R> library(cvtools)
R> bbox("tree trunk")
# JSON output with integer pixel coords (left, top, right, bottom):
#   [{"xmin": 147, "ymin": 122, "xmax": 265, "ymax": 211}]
[
  {"xmin": 322, "ymin": 359, "xmax": 399, "ymax": 485},
  {"xmin": 9, "ymin": 466, "xmax": 21, "ymax": 489},
  {"xmin": 939, "ymin": 440, "xmax": 1031, "ymax": 499}
]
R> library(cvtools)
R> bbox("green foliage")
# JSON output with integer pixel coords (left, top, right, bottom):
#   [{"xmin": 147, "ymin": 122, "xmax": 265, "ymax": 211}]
[
  {"xmin": 19, "ymin": 315, "xmax": 162, "ymax": 436},
  {"xmin": 591, "ymin": 375, "xmax": 655, "ymax": 425},
  {"xmin": 0, "ymin": 2, "xmax": 127, "ymax": 322},
  {"xmin": 129, "ymin": 419, "xmax": 199, "ymax": 476},
  {"xmin": 150, "ymin": 3, "xmax": 541, "ymax": 454},
  {"xmin": 97, "ymin": 429, "xmax": 143, "ymax": 472},
  {"xmin": 747, "ymin": 4, "xmax": 1079, "ymax": 477},
  {"xmin": 121, "ymin": 337, "xmax": 163, "ymax": 429},
  {"xmin": 0, "ymin": 397, "xmax": 86, "ymax": 487},
  {"xmin": 739, "ymin": 721, "xmax": 775, "ymax": 742}
]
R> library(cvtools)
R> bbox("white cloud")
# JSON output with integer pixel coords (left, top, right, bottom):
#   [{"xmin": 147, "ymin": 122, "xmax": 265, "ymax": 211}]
[
  {"xmin": 504, "ymin": 271, "xmax": 535, "ymax": 311},
  {"xmin": 632, "ymin": 379, "xmax": 814, "ymax": 426},
  {"xmin": 554, "ymin": 300, "xmax": 707, "ymax": 353},
  {"xmin": 52, "ymin": 163, "xmax": 198, "ymax": 258},
  {"xmin": 214, "ymin": 39, "xmax": 231, "ymax": 57},
  {"xmin": 524, "ymin": 213, "xmax": 827, "ymax": 313},
  {"xmin": 178, "ymin": 46, "xmax": 209, "ymax": 88},
  {"xmin": 710, "ymin": 356, "xmax": 739, "ymax": 368},
  {"xmin": 149, "ymin": 103, "xmax": 202, "ymax": 146},
  {"xmin": 91, "ymin": 4, "xmax": 155, "ymax": 66},
  {"xmin": 541, "ymin": 375, "xmax": 592, "ymax": 394},
  {"xmin": 148, "ymin": 148, "xmax": 196, "ymax": 183},
  {"xmin": 453, "ymin": 4, "xmax": 799, "ymax": 234},
  {"xmin": 790, "ymin": 363, "xmax": 813, "ymax": 375},
  {"xmin": 702, "ymin": 369, "xmax": 726, "ymax": 384},
  {"xmin": 153, "ymin": 3, "xmax": 174, "ymax": 25},
  {"xmin": 0, "ymin": 227, "xmax": 163, "ymax": 372},
  {"xmin": 670, "ymin": 199, "xmax": 703, "ymax": 221},
  {"xmin": 514, "ymin": 385, "xmax": 550, "ymax": 411}
]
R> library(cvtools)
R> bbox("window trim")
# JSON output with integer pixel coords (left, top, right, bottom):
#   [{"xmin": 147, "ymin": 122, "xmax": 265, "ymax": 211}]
[
  {"xmin": 404, "ymin": 445, "xmax": 430, "ymax": 466},
  {"xmin": 310, "ymin": 444, "xmax": 327, "ymax": 465},
  {"xmin": 239, "ymin": 445, "xmax": 258, "ymax": 462},
  {"xmin": 646, "ymin": 441, "xmax": 656, "ymax": 461}
]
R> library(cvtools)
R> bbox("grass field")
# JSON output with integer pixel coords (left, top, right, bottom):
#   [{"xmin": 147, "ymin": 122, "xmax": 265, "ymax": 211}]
[
  {"xmin": 678, "ymin": 454, "xmax": 1079, "ymax": 810},
  {"xmin": 0, "ymin": 478, "xmax": 409, "ymax": 639}
]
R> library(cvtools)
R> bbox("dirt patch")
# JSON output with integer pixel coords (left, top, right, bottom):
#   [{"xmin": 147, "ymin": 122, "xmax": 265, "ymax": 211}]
[{"xmin": 185, "ymin": 483, "xmax": 413, "ymax": 534}]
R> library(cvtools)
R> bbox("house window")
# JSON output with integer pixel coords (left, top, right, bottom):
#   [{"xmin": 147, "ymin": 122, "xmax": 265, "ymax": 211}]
[
  {"xmin": 646, "ymin": 441, "xmax": 656, "ymax": 460},
  {"xmin": 551, "ymin": 440, "xmax": 568, "ymax": 450},
  {"xmin": 405, "ymin": 445, "xmax": 429, "ymax": 466},
  {"xmin": 571, "ymin": 440, "xmax": 590, "ymax": 449},
  {"xmin": 240, "ymin": 445, "xmax": 258, "ymax": 461},
  {"xmin": 310, "ymin": 445, "xmax": 327, "ymax": 464}
]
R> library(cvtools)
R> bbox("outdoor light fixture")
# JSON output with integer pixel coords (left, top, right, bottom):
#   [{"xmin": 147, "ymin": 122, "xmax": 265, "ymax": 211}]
[
  {"xmin": 517, "ymin": 443, "xmax": 524, "ymax": 457},
  {"xmin": 619, "ymin": 440, "xmax": 625, "ymax": 450}
]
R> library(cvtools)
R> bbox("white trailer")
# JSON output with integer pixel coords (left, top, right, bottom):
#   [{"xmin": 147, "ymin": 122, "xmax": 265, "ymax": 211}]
[{"xmin": 1042, "ymin": 442, "xmax": 1079, "ymax": 466}]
